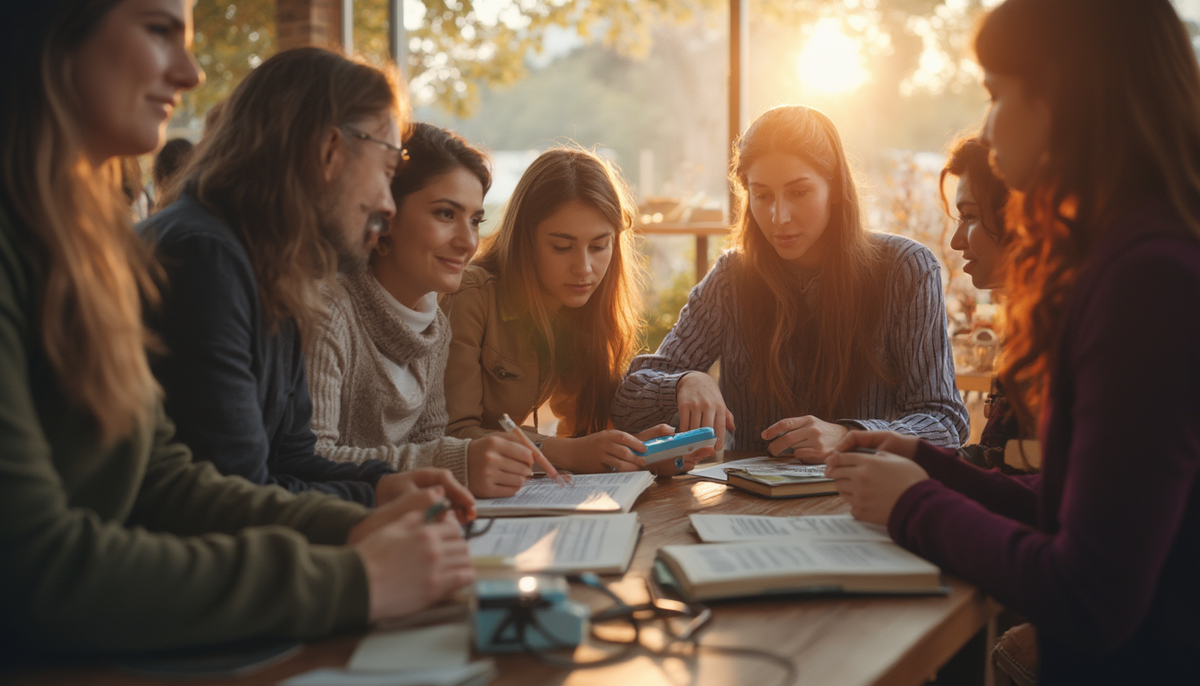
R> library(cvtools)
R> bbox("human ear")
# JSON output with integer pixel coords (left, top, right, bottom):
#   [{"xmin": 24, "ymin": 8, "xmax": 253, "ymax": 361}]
[{"xmin": 319, "ymin": 126, "xmax": 345, "ymax": 184}]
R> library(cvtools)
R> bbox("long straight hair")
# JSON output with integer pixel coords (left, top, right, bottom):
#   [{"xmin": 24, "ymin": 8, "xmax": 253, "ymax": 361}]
[
  {"xmin": 0, "ymin": 0, "xmax": 161, "ymax": 444},
  {"xmin": 730, "ymin": 105, "xmax": 890, "ymax": 428},
  {"xmin": 164, "ymin": 47, "xmax": 403, "ymax": 343},
  {"xmin": 976, "ymin": 0, "xmax": 1200, "ymax": 426},
  {"xmin": 473, "ymin": 147, "xmax": 644, "ymax": 435}
]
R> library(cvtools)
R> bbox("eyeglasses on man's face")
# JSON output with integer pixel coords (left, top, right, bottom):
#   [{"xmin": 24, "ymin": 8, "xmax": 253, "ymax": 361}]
[{"xmin": 340, "ymin": 124, "xmax": 409, "ymax": 169}]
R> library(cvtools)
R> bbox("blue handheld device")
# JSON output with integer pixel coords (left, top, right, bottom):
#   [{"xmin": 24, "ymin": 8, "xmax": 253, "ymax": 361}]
[{"xmin": 634, "ymin": 427, "xmax": 718, "ymax": 464}]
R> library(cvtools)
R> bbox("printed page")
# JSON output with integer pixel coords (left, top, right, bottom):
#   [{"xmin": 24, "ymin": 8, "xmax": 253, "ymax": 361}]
[
  {"xmin": 690, "ymin": 514, "xmax": 889, "ymax": 543},
  {"xmin": 476, "ymin": 472, "xmax": 653, "ymax": 514},
  {"xmin": 692, "ymin": 456, "xmax": 825, "ymax": 483},
  {"xmin": 347, "ymin": 623, "xmax": 469, "ymax": 672},
  {"xmin": 469, "ymin": 514, "xmax": 640, "ymax": 573},
  {"xmin": 663, "ymin": 539, "xmax": 938, "ymax": 584}
]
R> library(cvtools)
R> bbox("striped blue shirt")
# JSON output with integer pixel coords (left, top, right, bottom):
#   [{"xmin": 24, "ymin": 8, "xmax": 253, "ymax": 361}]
[{"xmin": 613, "ymin": 233, "xmax": 968, "ymax": 451}]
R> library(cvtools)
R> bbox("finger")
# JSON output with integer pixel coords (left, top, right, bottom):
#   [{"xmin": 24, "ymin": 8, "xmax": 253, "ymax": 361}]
[
  {"xmin": 434, "ymin": 472, "xmax": 476, "ymax": 514},
  {"xmin": 610, "ymin": 456, "xmax": 640, "ymax": 472},
  {"xmin": 378, "ymin": 508, "xmax": 425, "ymax": 536},
  {"xmin": 611, "ymin": 448, "xmax": 645, "ymax": 469},
  {"xmin": 713, "ymin": 412, "xmax": 727, "ymax": 451},
  {"xmin": 613, "ymin": 431, "xmax": 649, "ymax": 454},
  {"xmin": 428, "ymin": 519, "xmax": 466, "ymax": 540},
  {"xmin": 495, "ymin": 452, "xmax": 535, "ymax": 477},
  {"xmin": 678, "ymin": 407, "xmax": 697, "ymax": 433},
  {"xmin": 637, "ymin": 424, "xmax": 674, "ymax": 440},
  {"xmin": 725, "ymin": 409, "xmax": 736, "ymax": 431},
  {"xmin": 767, "ymin": 432, "xmax": 798, "ymax": 457},
  {"xmin": 489, "ymin": 469, "xmax": 528, "ymax": 490},
  {"xmin": 496, "ymin": 441, "xmax": 535, "ymax": 467},
  {"xmin": 762, "ymin": 417, "xmax": 793, "ymax": 440}
]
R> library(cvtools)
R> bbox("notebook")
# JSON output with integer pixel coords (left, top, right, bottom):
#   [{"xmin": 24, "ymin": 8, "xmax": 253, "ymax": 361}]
[
  {"xmin": 475, "ymin": 472, "xmax": 654, "ymax": 517},
  {"xmin": 724, "ymin": 468, "xmax": 837, "ymax": 499},
  {"xmin": 655, "ymin": 539, "xmax": 945, "ymax": 602},
  {"xmin": 468, "ymin": 513, "xmax": 642, "ymax": 574}
]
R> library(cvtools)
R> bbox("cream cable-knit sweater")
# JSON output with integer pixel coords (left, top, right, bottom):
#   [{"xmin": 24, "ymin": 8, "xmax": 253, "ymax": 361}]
[{"xmin": 306, "ymin": 271, "xmax": 470, "ymax": 486}]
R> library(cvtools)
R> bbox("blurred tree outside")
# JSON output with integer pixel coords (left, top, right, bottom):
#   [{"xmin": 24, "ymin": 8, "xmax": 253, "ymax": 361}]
[{"xmin": 177, "ymin": 0, "xmax": 1136, "ymax": 354}]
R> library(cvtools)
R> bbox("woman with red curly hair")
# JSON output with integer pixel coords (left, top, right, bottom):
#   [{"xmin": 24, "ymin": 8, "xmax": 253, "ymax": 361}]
[{"xmin": 827, "ymin": 1, "xmax": 1200, "ymax": 683}]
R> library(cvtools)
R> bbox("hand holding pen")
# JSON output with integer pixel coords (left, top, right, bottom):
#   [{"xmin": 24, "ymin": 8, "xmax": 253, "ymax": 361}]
[{"xmin": 498, "ymin": 413, "xmax": 572, "ymax": 487}]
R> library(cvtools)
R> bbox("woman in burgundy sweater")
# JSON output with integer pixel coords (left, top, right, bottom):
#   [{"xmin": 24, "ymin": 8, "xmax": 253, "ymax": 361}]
[{"xmin": 826, "ymin": 1, "xmax": 1200, "ymax": 683}]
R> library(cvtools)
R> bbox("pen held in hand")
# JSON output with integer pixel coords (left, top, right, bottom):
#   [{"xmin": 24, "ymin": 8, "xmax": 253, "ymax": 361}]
[
  {"xmin": 423, "ymin": 499, "xmax": 452, "ymax": 523},
  {"xmin": 498, "ymin": 413, "xmax": 571, "ymax": 487}
]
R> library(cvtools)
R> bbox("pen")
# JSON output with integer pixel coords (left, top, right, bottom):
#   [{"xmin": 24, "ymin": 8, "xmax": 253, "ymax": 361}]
[
  {"xmin": 498, "ymin": 413, "xmax": 571, "ymax": 487},
  {"xmin": 423, "ymin": 499, "xmax": 452, "ymax": 523}
]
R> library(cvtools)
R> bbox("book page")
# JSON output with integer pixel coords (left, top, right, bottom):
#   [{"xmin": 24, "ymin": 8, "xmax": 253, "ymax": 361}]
[
  {"xmin": 664, "ymin": 540, "xmax": 938, "ymax": 584},
  {"xmin": 690, "ymin": 514, "xmax": 889, "ymax": 543},
  {"xmin": 476, "ymin": 472, "xmax": 653, "ymax": 514},
  {"xmin": 348, "ymin": 623, "xmax": 469, "ymax": 672},
  {"xmin": 692, "ymin": 456, "xmax": 825, "ymax": 483},
  {"xmin": 468, "ymin": 514, "xmax": 640, "ymax": 573}
]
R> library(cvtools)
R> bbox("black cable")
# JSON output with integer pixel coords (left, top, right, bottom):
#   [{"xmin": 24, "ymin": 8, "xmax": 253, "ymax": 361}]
[{"xmin": 503, "ymin": 573, "xmax": 798, "ymax": 686}]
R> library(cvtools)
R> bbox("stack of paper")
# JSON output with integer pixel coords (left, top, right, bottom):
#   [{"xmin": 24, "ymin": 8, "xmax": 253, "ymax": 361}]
[
  {"xmin": 689, "ymin": 514, "xmax": 890, "ymax": 543},
  {"xmin": 475, "ymin": 472, "xmax": 654, "ymax": 517},
  {"xmin": 469, "ymin": 513, "xmax": 641, "ymax": 574},
  {"xmin": 280, "ymin": 623, "xmax": 495, "ymax": 686},
  {"xmin": 692, "ymin": 456, "xmax": 826, "ymax": 483}
]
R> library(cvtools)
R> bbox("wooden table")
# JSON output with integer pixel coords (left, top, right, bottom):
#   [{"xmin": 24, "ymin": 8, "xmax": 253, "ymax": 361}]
[{"xmin": 6, "ymin": 452, "xmax": 998, "ymax": 686}]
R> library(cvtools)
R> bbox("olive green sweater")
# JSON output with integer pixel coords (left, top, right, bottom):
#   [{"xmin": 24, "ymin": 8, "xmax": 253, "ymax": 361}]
[{"xmin": 0, "ymin": 206, "xmax": 371, "ymax": 658}]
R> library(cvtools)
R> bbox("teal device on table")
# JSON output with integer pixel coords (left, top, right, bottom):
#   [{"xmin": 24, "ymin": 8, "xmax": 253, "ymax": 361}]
[
  {"xmin": 635, "ymin": 427, "xmax": 718, "ymax": 464},
  {"xmin": 473, "ymin": 575, "xmax": 588, "ymax": 653}
]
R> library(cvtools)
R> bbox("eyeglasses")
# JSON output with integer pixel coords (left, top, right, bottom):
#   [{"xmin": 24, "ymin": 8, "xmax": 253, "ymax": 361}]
[{"xmin": 340, "ymin": 124, "xmax": 409, "ymax": 168}]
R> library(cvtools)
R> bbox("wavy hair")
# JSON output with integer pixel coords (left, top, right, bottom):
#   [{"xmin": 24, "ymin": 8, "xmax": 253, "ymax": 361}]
[
  {"xmin": 939, "ymin": 135, "xmax": 1009, "ymax": 242},
  {"xmin": 164, "ymin": 47, "xmax": 404, "ymax": 342},
  {"xmin": 375, "ymin": 122, "xmax": 491, "ymax": 255},
  {"xmin": 473, "ymin": 147, "xmax": 644, "ymax": 435},
  {"xmin": 730, "ymin": 105, "xmax": 891, "ymax": 430},
  {"xmin": 0, "ymin": 0, "xmax": 161, "ymax": 444},
  {"xmin": 976, "ymin": 0, "xmax": 1200, "ymax": 427}
]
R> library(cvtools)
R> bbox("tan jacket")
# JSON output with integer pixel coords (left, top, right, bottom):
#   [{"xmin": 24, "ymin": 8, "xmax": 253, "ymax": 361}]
[{"xmin": 441, "ymin": 265, "xmax": 577, "ymax": 441}]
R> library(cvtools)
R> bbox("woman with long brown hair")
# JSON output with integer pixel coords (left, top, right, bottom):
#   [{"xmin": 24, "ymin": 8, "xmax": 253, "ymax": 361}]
[
  {"xmin": 614, "ymin": 105, "xmax": 967, "ymax": 458},
  {"xmin": 443, "ymin": 146, "xmax": 689, "ymax": 474},
  {"xmin": 0, "ymin": 0, "xmax": 472, "ymax": 659},
  {"xmin": 827, "ymin": 1, "xmax": 1200, "ymax": 682},
  {"xmin": 308, "ymin": 123, "xmax": 548, "ymax": 498}
]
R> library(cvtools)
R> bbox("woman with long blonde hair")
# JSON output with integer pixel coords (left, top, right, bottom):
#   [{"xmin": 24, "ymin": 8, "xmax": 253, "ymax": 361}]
[
  {"xmin": 443, "ymin": 146, "xmax": 691, "ymax": 474},
  {"xmin": 614, "ymin": 105, "xmax": 967, "ymax": 458},
  {"xmin": 828, "ymin": 1, "xmax": 1200, "ymax": 681},
  {"xmin": 0, "ymin": 0, "xmax": 471, "ymax": 659}
]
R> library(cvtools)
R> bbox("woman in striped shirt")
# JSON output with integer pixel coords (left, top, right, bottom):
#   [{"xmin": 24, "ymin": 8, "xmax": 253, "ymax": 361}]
[{"xmin": 613, "ymin": 105, "xmax": 968, "ymax": 458}]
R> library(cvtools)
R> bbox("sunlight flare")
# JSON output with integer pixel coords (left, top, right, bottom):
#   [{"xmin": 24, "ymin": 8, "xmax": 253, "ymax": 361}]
[{"xmin": 797, "ymin": 18, "xmax": 869, "ymax": 95}]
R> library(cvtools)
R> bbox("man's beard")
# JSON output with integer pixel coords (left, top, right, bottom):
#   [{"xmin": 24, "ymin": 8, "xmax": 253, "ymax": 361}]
[{"xmin": 318, "ymin": 205, "xmax": 389, "ymax": 275}]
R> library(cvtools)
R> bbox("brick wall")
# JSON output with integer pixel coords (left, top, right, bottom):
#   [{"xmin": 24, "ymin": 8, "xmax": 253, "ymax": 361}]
[{"xmin": 276, "ymin": 0, "xmax": 344, "ymax": 51}]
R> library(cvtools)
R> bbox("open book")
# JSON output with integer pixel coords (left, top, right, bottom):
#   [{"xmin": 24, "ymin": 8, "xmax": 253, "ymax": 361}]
[
  {"xmin": 469, "ymin": 514, "xmax": 641, "ymax": 574},
  {"xmin": 475, "ymin": 472, "xmax": 654, "ymax": 517},
  {"xmin": 656, "ymin": 539, "xmax": 944, "ymax": 601},
  {"xmin": 690, "ymin": 514, "xmax": 890, "ymax": 543}
]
